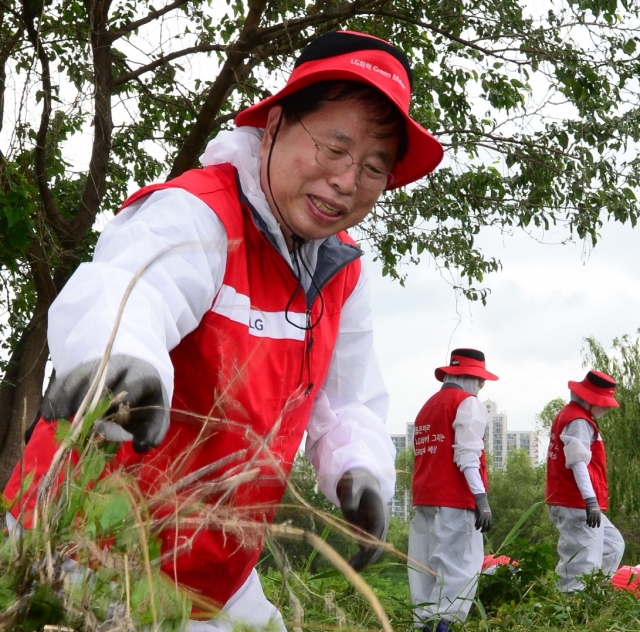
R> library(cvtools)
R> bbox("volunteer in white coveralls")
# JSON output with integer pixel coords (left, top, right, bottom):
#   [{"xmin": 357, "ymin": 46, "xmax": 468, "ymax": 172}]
[
  {"xmin": 408, "ymin": 349, "xmax": 498, "ymax": 632},
  {"xmin": 4, "ymin": 31, "xmax": 444, "ymax": 630},
  {"xmin": 545, "ymin": 370, "xmax": 625, "ymax": 593}
]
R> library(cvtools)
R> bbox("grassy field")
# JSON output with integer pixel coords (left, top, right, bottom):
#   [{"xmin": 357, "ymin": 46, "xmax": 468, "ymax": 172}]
[
  {"xmin": 3, "ymin": 409, "xmax": 640, "ymax": 631},
  {"xmin": 259, "ymin": 553, "xmax": 640, "ymax": 632}
]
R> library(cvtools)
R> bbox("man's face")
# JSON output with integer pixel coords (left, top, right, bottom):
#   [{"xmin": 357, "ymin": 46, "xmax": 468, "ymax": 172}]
[{"xmin": 259, "ymin": 99, "xmax": 398, "ymax": 249}]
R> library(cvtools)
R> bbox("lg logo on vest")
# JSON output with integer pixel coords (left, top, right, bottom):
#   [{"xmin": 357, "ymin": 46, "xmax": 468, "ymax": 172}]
[{"xmin": 249, "ymin": 317, "xmax": 264, "ymax": 332}]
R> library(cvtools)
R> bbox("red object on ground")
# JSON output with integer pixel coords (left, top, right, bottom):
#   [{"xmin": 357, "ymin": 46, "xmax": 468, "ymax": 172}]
[
  {"xmin": 612, "ymin": 566, "xmax": 640, "ymax": 596},
  {"xmin": 482, "ymin": 554, "xmax": 518, "ymax": 573}
]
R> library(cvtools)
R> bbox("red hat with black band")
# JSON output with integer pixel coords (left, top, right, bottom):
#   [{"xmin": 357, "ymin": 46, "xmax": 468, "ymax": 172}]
[
  {"xmin": 569, "ymin": 370, "xmax": 619, "ymax": 408},
  {"xmin": 234, "ymin": 30, "xmax": 444, "ymax": 189},
  {"xmin": 435, "ymin": 348, "xmax": 499, "ymax": 382}
]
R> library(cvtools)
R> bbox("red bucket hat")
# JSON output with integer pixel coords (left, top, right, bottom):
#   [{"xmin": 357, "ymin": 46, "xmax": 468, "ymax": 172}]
[
  {"xmin": 234, "ymin": 30, "xmax": 444, "ymax": 189},
  {"xmin": 568, "ymin": 370, "xmax": 619, "ymax": 408},
  {"xmin": 435, "ymin": 348, "xmax": 499, "ymax": 382}
]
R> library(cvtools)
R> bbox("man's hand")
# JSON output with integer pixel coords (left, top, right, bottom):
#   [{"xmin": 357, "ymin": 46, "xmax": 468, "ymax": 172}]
[
  {"xmin": 41, "ymin": 355, "xmax": 170, "ymax": 453},
  {"xmin": 585, "ymin": 497, "xmax": 602, "ymax": 528},
  {"xmin": 473, "ymin": 493, "xmax": 492, "ymax": 533},
  {"xmin": 336, "ymin": 468, "xmax": 388, "ymax": 571}
]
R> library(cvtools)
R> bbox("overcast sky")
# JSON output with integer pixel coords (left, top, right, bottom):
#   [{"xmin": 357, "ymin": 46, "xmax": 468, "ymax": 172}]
[{"xmin": 365, "ymin": 218, "xmax": 640, "ymax": 442}]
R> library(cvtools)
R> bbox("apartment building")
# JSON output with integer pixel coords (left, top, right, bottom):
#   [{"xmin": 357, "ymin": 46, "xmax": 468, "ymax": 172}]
[{"xmin": 483, "ymin": 399, "xmax": 540, "ymax": 469}]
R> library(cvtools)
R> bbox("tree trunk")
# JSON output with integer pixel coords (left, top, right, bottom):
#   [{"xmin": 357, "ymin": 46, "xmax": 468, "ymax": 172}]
[{"xmin": 0, "ymin": 310, "xmax": 50, "ymax": 490}]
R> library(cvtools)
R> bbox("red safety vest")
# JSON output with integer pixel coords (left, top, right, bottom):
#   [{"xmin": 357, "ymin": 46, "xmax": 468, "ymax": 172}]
[
  {"xmin": 412, "ymin": 386, "xmax": 488, "ymax": 510},
  {"xmin": 545, "ymin": 401, "xmax": 608, "ymax": 510},
  {"xmin": 4, "ymin": 163, "xmax": 362, "ymax": 608}
]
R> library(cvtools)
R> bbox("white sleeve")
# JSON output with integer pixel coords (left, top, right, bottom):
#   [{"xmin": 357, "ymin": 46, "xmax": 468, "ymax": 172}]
[
  {"xmin": 48, "ymin": 189, "xmax": 227, "ymax": 401},
  {"xmin": 560, "ymin": 419, "xmax": 595, "ymax": 467},
  {"xmin": 569, "ymin": 461, "xmax": 597, "ymax": 499},
  {"xmin": 452, "ymin": 395, "xmax": 487, "ymax": 472},
  {"xmin": 463, "ymin": 467, "xmax": 486, "ymax": 495},
  {"xmin": 304, "ymin": 260, "xmax": 396, "ymax": 506}
]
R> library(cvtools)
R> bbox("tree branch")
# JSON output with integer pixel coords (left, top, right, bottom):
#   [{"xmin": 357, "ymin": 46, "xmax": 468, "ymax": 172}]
[
  {"xmin": 440, "ymin": 128, "xmax": 573, "ymax": 158},
  {"xmin": 167, "ymin": 0, "xmax": 270, "ymax": 179},
  {"xmin": 363, "ymin": 7, "xmax": 585, "ymax": 68},
  {"xmin": 112, "ymin": 0, "xmax": 387, "ymax": 89},
  {"xmin": 108, "ymin": 0, "xmax": 191, "ymax": 42},
  {"xmin": 0, "ymin": 0, "xmax": 21, "ymax": 21},
  {"xmin": 21, "ymin": 2, "xmax": 68, "ymax": 235},
  {"xmin": 67, "ymin": 0, "xmax": 114, "ymax": 248},
  {"xmin": 113, "ymin": 42, "xmax": 226, "ymax": 87},
  {"xmin": 165, "ymin": 0, "xmax": 387, "ymax": 178},
  {"xmin": 26, "ymin": 240, "xmax": 57, "ymax": 310},
  {"xmin": 0, "ymin": 28, "xmax": 23, "ymax": 136},
  {"xmin": 255, "ymin": 0, "xmax": 385, "ymax": 44}
]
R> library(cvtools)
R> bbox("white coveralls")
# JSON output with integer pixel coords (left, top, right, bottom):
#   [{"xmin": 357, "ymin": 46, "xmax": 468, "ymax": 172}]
[
  {"xmin": 548, "ymin": 415, "xmax": 624, "ymax": 593},
  {"xmin": 18, "ymin": 127, "xmax": 397, "ymax": 630},
  {"xmin": 408, "ymin": 376, "xmax": 487, "ymax": 626}
]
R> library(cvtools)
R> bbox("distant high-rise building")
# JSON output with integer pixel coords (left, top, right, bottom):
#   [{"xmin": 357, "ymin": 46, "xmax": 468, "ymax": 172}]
[
  {"xmin": 389, "ymin": 429, "xmax": 412, "ymax": 520},
  {"xmin": 483, "ymin": 399, "xmax": 540, "ymax": 468},
  {"xmin": 407, "ymin": 422, "xmax": 415, "ymax": 449},
  {"xmin": 391, "ymin": 434, "xmax": 407, "ymax": 453}
]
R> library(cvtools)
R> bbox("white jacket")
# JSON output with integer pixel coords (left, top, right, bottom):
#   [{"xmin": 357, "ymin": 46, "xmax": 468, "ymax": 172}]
[{"xmin": 47, "ymin": 126, "xmax": 396, "ymax": 505}]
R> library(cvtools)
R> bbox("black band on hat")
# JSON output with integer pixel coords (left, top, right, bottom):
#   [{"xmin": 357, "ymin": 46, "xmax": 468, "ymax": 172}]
[
  {"xmin": 587, "ymin": 371, "xmax": 616, "ymax": 389},
  {"xmin": 451, "ymin": 348, "xmax": 486, "ymax": 363},
  {"xmin": 295, "ymin": 31, "xmax": 413, "ymax": 89}
]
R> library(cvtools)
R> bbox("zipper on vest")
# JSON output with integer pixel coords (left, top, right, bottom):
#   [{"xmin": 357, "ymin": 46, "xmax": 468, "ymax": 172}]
[
  {"xmin": 243, "ymin": 206, "xmax": 361, "ymax": 398},
  {"xmin": 300, "ymin": 251, "xmax": 361, "ymax": 396},
  {"xmin": 304, "ymin": 311, "xmax": 314, "ymax": 396}
]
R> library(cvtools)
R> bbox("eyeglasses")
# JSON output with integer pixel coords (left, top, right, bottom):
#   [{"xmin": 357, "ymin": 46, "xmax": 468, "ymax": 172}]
[{"xmin": 296, "ymin": 116, "xmax": 395, "ymax": 190}]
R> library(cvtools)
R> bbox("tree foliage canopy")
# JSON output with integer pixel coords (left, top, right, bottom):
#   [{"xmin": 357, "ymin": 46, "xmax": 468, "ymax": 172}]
[
  {"xmin": 1, "ymin": 0, "xmax": 640, "ymax": 482},
  {"xmin": 535, "ymin": 397, "xmax": 566, "ymax": 434}
]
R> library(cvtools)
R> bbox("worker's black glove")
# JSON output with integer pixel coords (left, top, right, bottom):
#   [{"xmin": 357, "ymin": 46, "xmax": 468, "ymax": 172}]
[
  {"xmin": 336, "ymin": 468, "xmax": 388, "ymax": 572},
  {"xmin": 41, "ymin": 355, "xmax": 170, "ymax": 453},
  {"xmin": 585, "ymin": 496, "xmax": 602, "ymax": 528},
  {"xmin": 474, "ymin": 493, "xmax": 492, "ymax": 533}
]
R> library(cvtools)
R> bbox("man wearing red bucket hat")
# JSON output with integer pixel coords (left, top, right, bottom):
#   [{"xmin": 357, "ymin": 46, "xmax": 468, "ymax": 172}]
[
  {"xmin": 3, "ymin": 30, "xmax": 444, "ymax": 630},
  {"xmin": 546, "ymin": 370, "xmax": 625, "ymax": 593},
  {"xmin": 408, "ymin": 349, "xmax": 498, "ymax": 632}
]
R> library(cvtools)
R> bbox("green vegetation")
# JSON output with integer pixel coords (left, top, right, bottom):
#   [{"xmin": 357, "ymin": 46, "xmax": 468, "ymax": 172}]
[
  {"xmin": 0, "ymin": 399, "xmax": 192, "ymax": 630},
  {"xmin": 4, "ymin": 415, "xmax": 640, "ymax": 630},
  {"xmin": 6, "ymin": 335, "xmax": 640, "ymax": 629},
  {"xmin": 256, "ymin": 446, "xmax": 640, "ymax": 631}
]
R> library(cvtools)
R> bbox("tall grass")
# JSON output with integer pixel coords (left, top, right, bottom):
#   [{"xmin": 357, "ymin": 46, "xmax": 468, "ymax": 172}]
[
  {"xmin": 4, "ymin": 426, "xmax": 640, "ymax": 631},
  {"xmin": 0, "ymin": 395, "xmax": 401, "ymax": 630}
]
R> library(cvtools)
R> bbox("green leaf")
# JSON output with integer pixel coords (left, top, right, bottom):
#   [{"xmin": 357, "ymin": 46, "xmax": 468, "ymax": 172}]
[
  {"xmin": 54, "ymin": 419, "xmax": 72, "ymax": 442},
  {"xmin": 99, "ymin": 492, "xmax": 132, "ymax": 533},
  {"xmin": 495, "ymin": 501, "xmax": 544, "ymax": 552}
]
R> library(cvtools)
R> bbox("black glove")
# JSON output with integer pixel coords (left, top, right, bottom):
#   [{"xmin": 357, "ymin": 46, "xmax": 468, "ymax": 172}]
[
  {"xmin": 336, "ymin": 468, "xmax": 388, "ymax": 571},
  {"xmin": 474, "ymin": 493, "xmax": 492, "ymax": 533},
  {"xmin": 585, "ymin": 496, "xmax": 602, "ymax": 528},
  {"xmin": 41, "ymin": 355, "xmax": 170, "ymax": 453}
]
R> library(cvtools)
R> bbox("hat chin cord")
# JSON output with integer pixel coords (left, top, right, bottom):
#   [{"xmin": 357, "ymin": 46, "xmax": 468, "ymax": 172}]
[
  {"xmin": 266, "ymin": 108, "xmax": 304, "ymax": 251},
  {"xmin": 265, "ymin": 108, "xmax": 325, "ymax": 333}
]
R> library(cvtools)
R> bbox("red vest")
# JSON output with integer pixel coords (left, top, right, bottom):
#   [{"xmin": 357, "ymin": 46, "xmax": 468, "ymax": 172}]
[
  {"xmin": 4, "ymin": 163, "xmax": 362, "ymax": 608},
  {"xmin": 412, "ymin": 385, "xmax": 488, "ymax": 510},
  {"xmin": 545, "ymin": 401, "xmax": 608, "ymax": 510}
]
